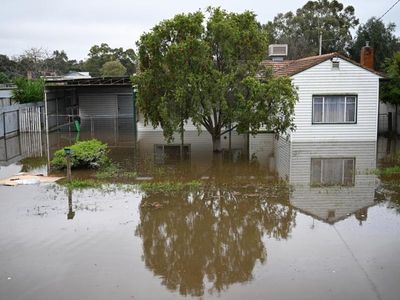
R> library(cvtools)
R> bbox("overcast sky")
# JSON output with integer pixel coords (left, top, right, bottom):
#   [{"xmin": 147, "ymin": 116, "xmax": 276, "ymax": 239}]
[{"xmin": 1, "ymin": 0, "xmax": 399, "ymax": 61}]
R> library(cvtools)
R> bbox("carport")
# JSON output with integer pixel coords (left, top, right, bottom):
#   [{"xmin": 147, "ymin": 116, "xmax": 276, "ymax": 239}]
[{"xmin": 44, "ymin": 76, "xmax": 136, "ymax": 134}]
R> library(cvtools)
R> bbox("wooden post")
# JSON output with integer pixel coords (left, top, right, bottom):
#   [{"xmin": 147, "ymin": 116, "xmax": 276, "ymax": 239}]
[
  {"xmin": 67, "ymin": 155, "xmax": 72, "ymax": 181},
  {"xmin": 64, "ymin": 148, "xmax": 73, "ymax": 181}
]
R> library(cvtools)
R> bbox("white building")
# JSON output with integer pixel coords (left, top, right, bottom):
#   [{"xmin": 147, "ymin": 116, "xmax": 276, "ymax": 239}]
[{"xmin": 263, "ymin": 48, "xmax": 383, "ymax": 142}]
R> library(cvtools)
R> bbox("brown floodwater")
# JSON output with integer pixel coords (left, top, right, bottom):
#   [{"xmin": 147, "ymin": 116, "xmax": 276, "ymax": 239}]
[{"xmin": 1, "ymin": 129, "xmax": 400, "ymax": 300}]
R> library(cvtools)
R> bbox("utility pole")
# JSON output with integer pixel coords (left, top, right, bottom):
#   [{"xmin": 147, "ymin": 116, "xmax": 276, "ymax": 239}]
[{"xmin": 319, "ymin": 32, "xmax": 322, "ymax": 56}]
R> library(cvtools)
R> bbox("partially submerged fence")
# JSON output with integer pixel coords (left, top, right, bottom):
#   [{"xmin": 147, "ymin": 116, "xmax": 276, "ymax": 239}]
[
  {"xmin": 19, "ymin": 106, "xmax": 43, "ymax": 132},
  {"xmin": 0, "ymin": 102, "xmax": 44, "ymax": 139}
]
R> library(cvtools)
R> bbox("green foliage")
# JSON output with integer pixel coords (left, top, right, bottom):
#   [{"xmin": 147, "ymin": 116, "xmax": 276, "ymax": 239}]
[
  {"xmin": 381, "ymin": 52, "xmax": 400, "ymax": 106},
  {"xmin": 134, "ymin": 7, "xmax": 297, "ymax": 151},
  {"xmin": 95, "ymin": 163, "xmax": 137, "ymax": 179},
  {"xmin": 60, "ymin": 179, "xmax": 102, "ymax": 190},
  {"xmin": 266, "ymin": 0, "xmax": 359, "ymax": 59},
  {"xmin": 376, "ymin": 166, "xmax": 400, "ymax": 176},
  {"xmin": 85, "ymin": 43, "xmax": 136, "ymax": 76},
  {"xmin": 100, "ymin": 60, "xmax": 127, "ymax": 76},
  {"xmin": 139, "ymin": 180, "xmax": 202, "ymax": 193},
  {"xmin": 51, "ymin": 139, "xmax": 109, "ymax": 170},
  {"xmin": 12, "ymin": 77, "xmax": 44, "ymax": 103},
  {"xmin": 350, "ymin": 18, "xmax": 400, "ymax": 71},
  {"xmin": 0, "ymin": 54, "xmax": 19, "ymax": 79},
  {"xmin": 0, "ymin": 72, "xmax": 10, "ymax": 83}
]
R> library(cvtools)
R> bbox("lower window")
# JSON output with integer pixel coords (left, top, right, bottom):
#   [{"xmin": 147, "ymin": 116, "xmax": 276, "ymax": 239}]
[
  {"xmin": 311, "ymin": 158, "xmax": 355, "ymax": 186},
  {"xmin": 313, "ymin": 95, "xmax": 357, "ymax": 124}
]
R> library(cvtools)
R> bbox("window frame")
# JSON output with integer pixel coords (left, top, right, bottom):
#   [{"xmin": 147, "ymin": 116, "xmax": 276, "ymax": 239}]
[
  {"xmin": 312, "ymin": 95, "xmax": 358, "ymax": 125},
  {"xmin": 310, "ymin": 157, "xmax": 356, "ymax": 187}
]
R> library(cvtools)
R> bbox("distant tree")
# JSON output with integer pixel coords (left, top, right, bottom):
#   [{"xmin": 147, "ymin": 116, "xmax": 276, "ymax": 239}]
[
  {"xmin": 100, "ymin": 60, "xmax": 127, "ymax": 76},
  {"xmin": 0, "ymin": 72, "xmax": 10, "ymax": 84},
  {"xmin": 12, "ymin": 77, "xmax": 44, "ymax": 103},
  {"xmin": 0, "ymin": 54, "xmax": 19, "ymax": 79},
  {"xmin": 43, "ymin": 50, "xmax": 74, "ymax": 75},
  {"xmin": 349, "ymin": 18, "xmax": 400, "ymax": 71},
  {"xmin": 381, "ymin": 52, "xmax": 400, "ymax": 129},
  {"xmin": 134, "ymin": 8, "xmax": 298, "ymax": 152},
  {"xmin": 265, "ymin": 0, "xmax": 359, "ymax": 59},
  {"xmin": 15, "ymin": 47, "xmax": 49, "ymax": 78},
  {"xmin": 85, "ymin": 43, "xmax": 136, "ymax": 76}
]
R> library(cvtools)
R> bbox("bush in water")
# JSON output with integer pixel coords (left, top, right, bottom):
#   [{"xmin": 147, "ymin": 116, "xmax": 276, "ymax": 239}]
[{"xmin": 51, "ymin": 139, "xmax": 109, "ymax": 170}]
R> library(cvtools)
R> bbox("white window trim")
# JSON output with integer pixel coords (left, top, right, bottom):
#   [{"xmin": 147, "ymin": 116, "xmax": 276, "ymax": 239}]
[{"xmin": 312, "ymin": 95, "xmax": 357, "ymax": 124}]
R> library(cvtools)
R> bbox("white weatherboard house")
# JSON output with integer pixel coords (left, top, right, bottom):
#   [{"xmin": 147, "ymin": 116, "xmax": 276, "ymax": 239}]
[{"xmin": 263, "ymin": 47, "xmax": 383, "ymax": 142}]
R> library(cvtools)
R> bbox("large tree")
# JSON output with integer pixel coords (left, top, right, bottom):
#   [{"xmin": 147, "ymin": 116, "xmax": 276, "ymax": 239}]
[
  {"xmin": 84, "ymin": 43, "xmax": 136, "ymax": 76},
  {"xmin": 349, "ymin": 18, "xmax": 400, "ymax": 71},
  {"xmin": 265, "ymin": 0, "xmax": 359, "ymax": 59},
  {"xmin": 134, "ymin": 8, "xmax": 297, "ymax": 152},
  {"xmin": 0, "ymin": 54, "xmax": 19, "ymax": 79},
  {"xmin": 100, "ymin": 60, "xmax": 127, "ymax": 76},
  {"xmin": 381, "ymin": 52, "xmax": 400, "ymax": 130}
]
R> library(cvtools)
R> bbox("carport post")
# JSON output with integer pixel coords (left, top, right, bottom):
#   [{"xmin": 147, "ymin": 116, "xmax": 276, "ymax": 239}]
[
  {"xmin": 44, "ymin": 88, "xmax": 51, "ymax": 173},
  {"xmin": 132, "ymin": 88, "xmax": 137, "ymax": 133}
]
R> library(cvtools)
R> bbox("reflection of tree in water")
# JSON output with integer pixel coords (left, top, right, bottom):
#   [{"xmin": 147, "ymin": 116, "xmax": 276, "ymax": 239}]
[{"xmin": 135, "ymin": 174, "xmax": 296, "ymax": 296}]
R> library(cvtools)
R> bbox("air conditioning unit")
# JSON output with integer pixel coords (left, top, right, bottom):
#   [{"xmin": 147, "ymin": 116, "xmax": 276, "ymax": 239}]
[{"xmin": 268, "ymin": 44, "xmax": 288, "ymax": 60}]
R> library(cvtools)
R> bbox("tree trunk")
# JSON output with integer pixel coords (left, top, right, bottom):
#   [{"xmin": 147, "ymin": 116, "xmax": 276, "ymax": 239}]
[
  {"xmin": 180, "ymin": 121, "xmax": 184, "ymax": 161},
  {"xmin": 212, "ymin": 135, "xmax": 222, "ymax": 152},
  {"xmin": 394, "ymin": 104, "xmax": 397, "ymax": 135}
]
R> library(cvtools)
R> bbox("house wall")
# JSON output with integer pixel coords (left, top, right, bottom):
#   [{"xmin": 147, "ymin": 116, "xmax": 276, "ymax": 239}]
[
  {"xmin": 248, "ymin": 133, "xmax": 274, "ymax": 169},
  {"xmin": 291, "ymin": 58, "xmax": 380, "ymax": 141},
  {"xmin": 137, "ymin": 112, "xmax": 198, "ymax": 131}
]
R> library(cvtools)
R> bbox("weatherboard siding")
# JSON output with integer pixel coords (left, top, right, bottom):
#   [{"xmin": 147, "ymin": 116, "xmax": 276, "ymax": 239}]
[{"xmin": 291, "ymin": 58, "xmax": 380, "ymax": 142}]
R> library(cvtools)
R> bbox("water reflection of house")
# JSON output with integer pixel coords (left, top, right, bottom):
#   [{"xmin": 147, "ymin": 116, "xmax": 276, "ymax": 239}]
[{"xmin": 250, "ymin": 134, "xmax": 377, "ymax": 224}]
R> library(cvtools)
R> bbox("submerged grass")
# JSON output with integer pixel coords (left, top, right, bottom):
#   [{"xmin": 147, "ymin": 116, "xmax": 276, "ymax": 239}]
[
  {"xmin": 139, "ymin": 180, "xmax": 202, "ymax": 193},
  {"xmin": 376, "ymin": 166, "xmax": 400, "ymax": 176},
  {"xmin": 59, "ymin": 179, "xmax": 103, "ymax": 191},
  {"xmin": 95, "ymin": 163, "xmax": 137, "ymax": 179}
]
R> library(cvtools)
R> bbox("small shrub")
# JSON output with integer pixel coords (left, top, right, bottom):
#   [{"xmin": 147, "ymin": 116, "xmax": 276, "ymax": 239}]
[{"xmin": 51, "ymin": 139, "xmax": 109, "ymax": 170}]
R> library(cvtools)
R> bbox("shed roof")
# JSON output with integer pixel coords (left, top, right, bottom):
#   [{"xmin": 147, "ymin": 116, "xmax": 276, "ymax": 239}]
[
  {"xmin": 261, "ymin": 52, "xmax": 385, "ymax": 78},
  {"xmin": 45, "ymin": 76, "xmax": 132, "ymax": 88}
]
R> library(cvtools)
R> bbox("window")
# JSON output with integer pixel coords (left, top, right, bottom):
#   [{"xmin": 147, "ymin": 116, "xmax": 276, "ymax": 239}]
[
  {"xmin": 311, "ymin": 158, "xmax": 355, "ymax": 187},
  {"xmin": 312, "ymin": 95, "xmax": 357, "ymax": 124}
]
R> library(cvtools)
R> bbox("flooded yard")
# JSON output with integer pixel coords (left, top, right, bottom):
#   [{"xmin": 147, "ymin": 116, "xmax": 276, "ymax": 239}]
[{"xmin": 1, "ymin": 128, "xmax": 400, "ymax": 300}]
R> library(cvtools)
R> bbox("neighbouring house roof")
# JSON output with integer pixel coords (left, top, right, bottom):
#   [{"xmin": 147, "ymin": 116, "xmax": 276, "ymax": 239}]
[
  {"xmin": 64, "ymin": 71, "xmax": 91, "ymax": 79},
  {"xmin": 261, "ymin": 52, "xmax": 385, "ymax": 78}
]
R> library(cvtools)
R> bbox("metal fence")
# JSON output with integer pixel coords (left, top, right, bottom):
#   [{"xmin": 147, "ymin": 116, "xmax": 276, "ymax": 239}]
[
  {"xmin": 0, "ymin": 110, "xmax": 19, "ymax": 138},
  {"xmin": 0, "ymin": 102, "xmax": 44, "ymax": 139}
]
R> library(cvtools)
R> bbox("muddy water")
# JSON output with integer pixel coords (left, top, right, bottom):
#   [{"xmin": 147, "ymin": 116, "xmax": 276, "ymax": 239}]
[{"xmin": 1, "ymin": 131, "xmax": 400, "ymax": 300}]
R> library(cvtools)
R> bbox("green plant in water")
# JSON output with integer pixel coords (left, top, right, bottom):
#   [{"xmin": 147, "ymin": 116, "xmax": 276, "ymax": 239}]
[
  {"xmin": 376, "ymin": 166, "xmax": 400, "ymax": 176},
  {"xmin": 60, "ymin": 179, "xmax": 102, "ymax": 191},
  {"xmin": 95, "ymin": 163, "xmax": 137, "ymax": 179},
  {"xmin": 139, "ymin": 180, "xmax": 202, "ymax": 193},
  {"xmin": 51, "ymin": 139, "xmax": 109, "ymax": 170}
]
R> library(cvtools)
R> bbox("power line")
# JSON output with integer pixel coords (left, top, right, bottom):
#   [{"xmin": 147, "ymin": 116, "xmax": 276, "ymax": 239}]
[{"xmin": 378, "ymin": 0, "xmax": 400, "ymax": 21}]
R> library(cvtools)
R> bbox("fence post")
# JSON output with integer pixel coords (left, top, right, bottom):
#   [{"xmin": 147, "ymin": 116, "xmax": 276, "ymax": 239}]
[{"xmin": 388, "ymin": 112, "xmax": 393, "ymax": 132}]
